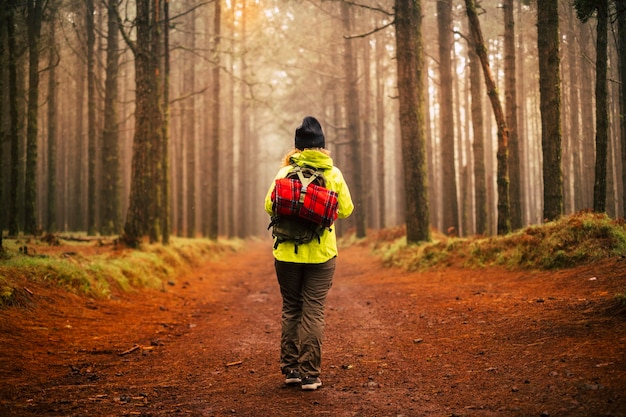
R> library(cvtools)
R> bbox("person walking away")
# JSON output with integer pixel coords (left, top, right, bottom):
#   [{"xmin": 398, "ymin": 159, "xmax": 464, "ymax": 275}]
[{"xmin": 264, "ymin": 116, "xmax": 354, "ymax": 390}]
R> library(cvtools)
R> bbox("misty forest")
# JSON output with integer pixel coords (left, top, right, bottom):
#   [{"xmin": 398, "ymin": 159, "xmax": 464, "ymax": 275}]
[{"xmin": 1, "ymin": 0, "xmax": 625, "ymax": 247}]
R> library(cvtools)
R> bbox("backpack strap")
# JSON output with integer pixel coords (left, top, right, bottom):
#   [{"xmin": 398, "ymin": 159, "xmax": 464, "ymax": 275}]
[{"xmin": 291, "ymin": 165, "xmax": 322, "ymax": 204}]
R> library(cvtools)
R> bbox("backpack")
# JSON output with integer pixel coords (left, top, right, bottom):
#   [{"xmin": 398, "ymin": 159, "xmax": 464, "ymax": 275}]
[{"xmin": 268, "ymin": 164, "xmax": 339, "ymax": 253}]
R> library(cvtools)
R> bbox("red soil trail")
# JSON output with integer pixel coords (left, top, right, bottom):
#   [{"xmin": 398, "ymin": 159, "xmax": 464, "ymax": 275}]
[{"xmin": 0, "ymin": 239, "xmax": 625, "ymax": 416}]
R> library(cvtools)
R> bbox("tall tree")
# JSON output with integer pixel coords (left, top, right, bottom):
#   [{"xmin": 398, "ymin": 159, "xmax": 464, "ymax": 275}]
[
  {"xmin": 342, "ymin": 2, "xmax": 366, "ymax": 239},
  {"xmin": 161, "ymin": 0, "xmax": 170, "ymax": 245},
  {"xmin": 233, "ymin": 0, "xmax": 244, "ymax": 238},
  {"xmin": 375, "ymin": 32, "xmax": 386, "ymax": 229},
  {"xmin": 537, "ymin": 0, "xmax": 563, "ymax": 221},
  {"xmin": 86, "ymin": 0, "xmax": 97, "ymax": 235},
  {"xmin": 24, "ymin": 0, "xmax": 45, "ymax": 235},
  {"xmin": 467, "ymin": 31, "xmax": 487, "ymax": 235},
  {"xmin": 7, "ymin": 0, "xmax": 20, "ymax": 237},
  {"xmin": 504, "ymin": 0, "xmax": 522, "ymax": 229},
  {"xmin": 565, "ymin": 6, "xmax": 583, "ymax": 212},
  {"xmin": 0, "ymin": 0, "xmax": 6, "ymax": 249},
  {"xmin": 437, "ymin": 0, "xmax": 459, "ymax": 235},
  {"xmin": 207, "ymin": 0, "xmax": 221, "ymax": 240},
  {"xmin": 574, "ymin": 0, "xmax": 609, "ymax": 213},
  {"xmin": 619, "ymin": 0, "xmax": 626, "ymax": 216},
  {"xmin": 101, "ymin": 0, "xmax": 122, "ymax": 235},
  {"xmin": 580, "ymin": 24, "xmax": 595, "ymax": 208},
  {"xmin": 395, "ymin": 0, "xmax": 430, "ymax": 243},
  {"xmin": 465, "ymin": 0, "xmax": 511, "ymax": 235},
  {"xmin": 46, "ymin": 4, "xmax": 59, "ymax": 233},
  {"xmin": 185, "ymin": 8, "xmax": 197, "ymax": 238},
  {"xmin": 122, "ymin": 0, "xmax": 166, "ymax": 246}
]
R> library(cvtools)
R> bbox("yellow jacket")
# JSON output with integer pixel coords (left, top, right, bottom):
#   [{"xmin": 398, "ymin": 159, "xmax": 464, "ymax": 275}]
[{"xmin": 265, "ymin": 149, "xmax": 354, "ymax": 263}]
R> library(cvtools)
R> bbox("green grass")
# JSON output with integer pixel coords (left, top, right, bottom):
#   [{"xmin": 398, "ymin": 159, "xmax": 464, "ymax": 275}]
[
  {"xmin": 0, "ymin": 237, "xmax": 242, "ymax": 307},
  {"xmin": 372, "ymin": 212, "xmax": 626, "ymax": 272}
]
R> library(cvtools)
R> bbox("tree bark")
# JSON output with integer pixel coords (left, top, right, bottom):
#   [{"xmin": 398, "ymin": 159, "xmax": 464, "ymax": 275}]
[
  {"xmin": 161, "ymin": 0, "xmax": 170, "ymax": 245},
  {"xmin": 47, "ymin": 5, "xmax": 58, "ymax": 233},
  {"xmin": 537, "ymin": 0, "xmax": 563, "ymax": 221},
  {"xmin": 208, "ymin": 0, "xmax": 221, "ymax": 240},
  {"xmin": 122, "ymin": 0, "xmax": 164, "ymax": 246},
  {"xmin": 24, "ymin": 0, "xmax": 45, "ymax": 235},
  {"xmin": 375, "ymin": 32, "xmax": 386, "ymax": 229},
  {"xmin": 395, "ymin": 0, "xmax": 430, "ymax": 243},
  {"xmin": 437, "ymin": 0, "xmax": 459, "ymax": 236},
  {"xmin": 101, "ymin": 0, "xmax": 122, "ymax": 236},
  {"xmin": 468, "ymin": 31, "xmax": 487, "ymax": 235},
  {"xmin": 0, "ymin": 1, "xmax": 6, "ymax": 248},
  {"xmin": 7, "ymin": 1, "xmax": 19, "ymax": 237},
  {"xmin": 342, "ymin": 2, "xmax": 366, "ymax": 239},
  {"xmin": 619, "ymin": 0, "xmax": 626, "ymax": 216},
  {"xmin": 185, "ymin": 8, "xmax": 196, "ymax": 238},
  {"xmin": 86, "ymin": 0, "xmax": 97, "ymax": 235},
  {"xmin": 592, "ymin": 0, "xmax": 608, "ymax": 213},
  {"xmin": 504, "ymin": 0, "xmax": 522, "ymax": 229},
  {"xmin": 566, "ymin": 7, "xmax": 583, "ymax": 212},
  {"xmin": 465, "ymin": 0, "xmax": 511, "ymax": 235}
]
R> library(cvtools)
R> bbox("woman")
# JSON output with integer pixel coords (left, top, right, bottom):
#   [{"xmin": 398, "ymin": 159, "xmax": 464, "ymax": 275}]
[{"xmin": 264, "ymin": 116, "xmax": 354, "ymax": 390}]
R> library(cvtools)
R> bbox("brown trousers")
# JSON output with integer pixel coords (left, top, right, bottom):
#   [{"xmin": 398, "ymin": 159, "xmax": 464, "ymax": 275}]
[{"xmin": 275, "ymin": 257, "xmax": 336, "ymax": 378}]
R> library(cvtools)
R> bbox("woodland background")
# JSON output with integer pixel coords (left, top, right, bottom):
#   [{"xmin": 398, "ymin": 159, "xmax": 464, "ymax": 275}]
[{"xmin": 0, "ymin": 0, "xmax": 624, "ymax": 246}]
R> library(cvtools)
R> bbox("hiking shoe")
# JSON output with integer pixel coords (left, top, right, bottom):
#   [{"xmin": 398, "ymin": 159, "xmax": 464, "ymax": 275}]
[
  {"xmin": 285, "ymin": 369, "xmax": 301, "ymax": 386},
  {"xmin": 301, "ymin": 376, "xmax": 322, "ymax": 391}
]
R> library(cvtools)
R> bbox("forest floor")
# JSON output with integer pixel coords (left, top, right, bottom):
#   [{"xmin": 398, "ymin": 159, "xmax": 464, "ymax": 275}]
[{"xmin": 0, "ymin": 239, "xmax": 625, "ymax": 417}]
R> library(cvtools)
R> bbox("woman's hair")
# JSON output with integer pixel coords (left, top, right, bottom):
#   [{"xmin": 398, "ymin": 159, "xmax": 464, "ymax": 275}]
[{"xmin": 282, "ymin": 148, "xmax": 331, "ymax": 167}]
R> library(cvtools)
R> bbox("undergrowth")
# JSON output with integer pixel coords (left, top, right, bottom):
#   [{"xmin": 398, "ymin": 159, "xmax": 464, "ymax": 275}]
[
  {"xmin": 371, "ymin": 211, "xmax": 626, "ymax": 272},
  {"xmin": 0, "ymin": 237, "xmax": 241, "ymax": 307},
  {"xmin": 369, "ymin": 212, "xmax": 626, "ymax": 307}
]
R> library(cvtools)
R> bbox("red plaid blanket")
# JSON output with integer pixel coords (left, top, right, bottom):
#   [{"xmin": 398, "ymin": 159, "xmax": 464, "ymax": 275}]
[{"xmin": 272, "ymin": 178, "xmax": 339, "ymax": 228}]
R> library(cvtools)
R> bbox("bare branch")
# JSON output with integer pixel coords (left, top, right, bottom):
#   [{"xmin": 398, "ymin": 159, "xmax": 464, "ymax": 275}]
[
  {"xmin": 337, "ymin": 0, "xmax": 394, "ymax": 16},
  {"xmin": 344, "ymin": 20, "xmax": 395, "ymax": 39}
]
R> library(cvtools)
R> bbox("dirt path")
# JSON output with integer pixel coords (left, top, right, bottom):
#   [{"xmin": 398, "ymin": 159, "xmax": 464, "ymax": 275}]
[{"xmin": 1, "ymin": 240, "xmax": 625, "ymax": 416}]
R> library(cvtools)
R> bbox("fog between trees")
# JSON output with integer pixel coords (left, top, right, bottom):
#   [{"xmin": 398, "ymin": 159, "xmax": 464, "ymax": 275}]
[{"xmin": 0, "ymin": 0, "xmax": 624, "ymax": 245}]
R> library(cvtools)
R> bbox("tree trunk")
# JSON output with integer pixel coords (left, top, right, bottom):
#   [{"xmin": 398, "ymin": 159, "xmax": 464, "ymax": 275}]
[
  {"xmin": 86, "ymin": 0, "xmax": 97, "ymax": 235},
  {"xmin": 437, "ymin": 0, "xmax": 459, "ymax": 236},
  {"xmin": 161, "ymin": 0, "xmax": 170, "ymax": 245},
  {"xmin": 184, "ymin": 9, "xmax": 196, "ymax": 238},
  {"xmin": 46, "ymin": 6, "xmax": 58, "ymax": 233},
  {"xmin": 593, "ymin": 0, "xmax": 608, "ymax": 213},
  {"xmin": 122, "ymin": 0, "xmax": 164, "ymax": 246},
  {"xmin": 619, "ymin": 0, "xmax": 626, "ymax": 216},
  {"xmin": 362, "ymin": 36, "xmax": 374, "ymax": 229},
  {"xmin": 24, "ymin": 0, "xmax": 45, "ymax": 235},
  {"xmin": 7, "ymin": 1, "xmax": 20, "ymax": 237},
  {"xmin": 465, "ymin": 0, "xmax": 511, "ymax": 235},
  {"xmin": 516, "ymin": 0, "xmax": 530, "ymax": 225},
  {"xmin": 395, "ymin": 0, "xmax": 430, "ymax": 243},
  {"xmin": 342, "ymin": 2, "xmax": 366, "ymax": 239},
  {"xmin": 225, "ymin": 4, "xmax": 236, "ymax": 238},
  {"xmin": 468, "ymin": 30, "xmax": 487, "ymax": 235},
  {"xmin": 375, "ymin": 32, "xmax": 386, "ymax": 229},
  {"xmin": 537, "ymin": 0, "xmax": 563, "ymax": 221},
  {"xmin": 0, "ymin": 2, "xmax": 6, "ymax": 248},
  {"xmin": 150, "ymin": 0, "xmax": 165, "ymax": 243},
  {"xmin": 208, "ymin": 0, "xmax": 221, "ymax": 240},
  {"xmin": 581, "ymin": 25, "xmax": 595, "ymax": 209},
  {"xmin": 239, "ymin": 0, "xmax": 252, "ymax": 238},
  {"xmin": 101, "ymin": 0, "xmax": 122, "ymax": 236},
  {"xmin": 72, "ymin": 30, "xmax": 86, "ymax": 231},
  {"xmin": 566, "ymin": 7, "xmax": 583, "ymax": 212},
  {"xmin": 504, "ymin": 0, "xmax": 522, "ymax": 230}
]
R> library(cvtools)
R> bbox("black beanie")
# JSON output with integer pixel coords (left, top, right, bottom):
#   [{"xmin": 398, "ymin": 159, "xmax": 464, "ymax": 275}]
[{"xmin": 294, "ymin": 116, "xmax": 325, "ymax": 150}]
